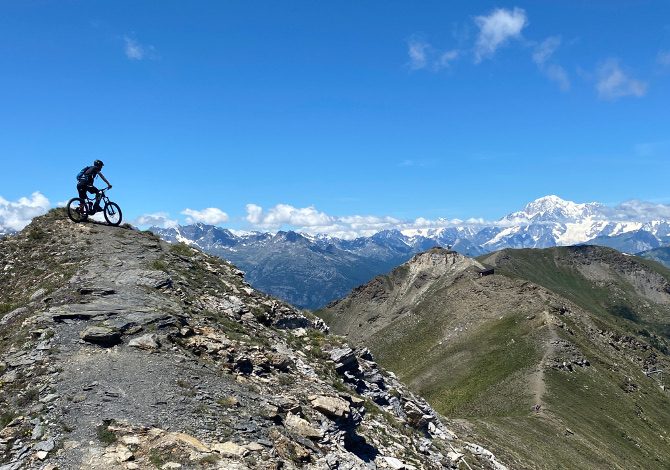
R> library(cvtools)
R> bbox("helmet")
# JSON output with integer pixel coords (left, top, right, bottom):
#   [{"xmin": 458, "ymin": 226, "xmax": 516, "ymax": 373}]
[{"xmin": 93, "ymin": 159, "xmax": 104, "ymax": 168}]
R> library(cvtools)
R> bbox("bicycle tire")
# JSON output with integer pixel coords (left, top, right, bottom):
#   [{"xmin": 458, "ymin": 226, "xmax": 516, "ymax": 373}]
[
  {"xmin": 103, "ymin": 201, "xmax": 123, "ymax": 226},
  {"xmin": 66, "ymin": 198, "xmax": 87, "ymax": 223}
]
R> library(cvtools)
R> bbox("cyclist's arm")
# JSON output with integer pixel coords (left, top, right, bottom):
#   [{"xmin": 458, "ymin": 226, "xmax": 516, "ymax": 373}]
[{"xmin": 99, "ymin": 172, "xmax": 112, "ymax": 188}]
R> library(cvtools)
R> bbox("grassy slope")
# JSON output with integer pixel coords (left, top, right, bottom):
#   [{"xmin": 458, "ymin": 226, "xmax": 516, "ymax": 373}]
[
  {"xmin": 470, "ymin": 247, "xmax": 670, "ymax": 468},
  {"xmin": 483, "ymin": 247, "xmax": 670, "ymax": 342},
  {"xmin": 321, "ymin": 246, "xmax": 670, "ymax": 468}
]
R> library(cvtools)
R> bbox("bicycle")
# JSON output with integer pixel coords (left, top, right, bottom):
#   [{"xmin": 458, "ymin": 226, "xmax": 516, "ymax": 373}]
[{"xmin": 66, "ymin": 187, "xmax": 123, "ymax": 226}]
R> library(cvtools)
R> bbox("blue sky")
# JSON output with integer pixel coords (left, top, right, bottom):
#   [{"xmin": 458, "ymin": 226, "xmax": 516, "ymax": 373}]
[{"xmin": 0, "ymin": 1, "xmax": 669, "ymax": 234}]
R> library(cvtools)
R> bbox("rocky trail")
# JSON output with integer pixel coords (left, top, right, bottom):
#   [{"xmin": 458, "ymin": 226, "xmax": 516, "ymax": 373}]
[{"xmin": 0, "ymin": 211, "xmax": 506, "ymax": 470}]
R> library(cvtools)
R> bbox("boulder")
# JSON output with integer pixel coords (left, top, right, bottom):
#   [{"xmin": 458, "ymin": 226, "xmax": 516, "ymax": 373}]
[
  {"xmin": 30, "ymin": 288, "xmax": 47, "ymax": 301},
  {"xmin": 309, "ymin": 395, "xmax": 350, "ymax": 419},
  {"xmin": 212, "ymin": 441, "xmax": 248, "ymax": 458},
  {"xmin": 284, "ymin": 413, "xmax": 324, "ymax": 439},
  {"xmin": 329, "ymin": 347, "xmax": 358, "ymax": 372},
  {"xmin": 383, "ymin": 456, "xmax": 406, "ymax": 469},
  {"xmin": 80, "ymin": 327, "xmax": 121, "ymax": 346},
  {"xmin": 128, "ymin": 334, "xmax": 160, "ymax": 350}
]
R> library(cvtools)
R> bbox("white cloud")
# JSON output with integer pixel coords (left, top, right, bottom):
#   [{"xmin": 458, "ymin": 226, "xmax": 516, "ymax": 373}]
[
  {"xmin": 124, "ymin": 36, "xmax": 156, "ymax": 61},
  {"xmin": 532, "ymin": 37, "xmax": 570, "ymax": 91},
  {"xmin": 609, "ymin": 200, "xmax": 670, "ymax": 221},
  {"xmin": 181, "ymin": 207, "xmax": 229, "ymax": 225},
  {"xmin": 436, "ymin": 49, "xmax": 460, "ymax": 69},
  {"xmin": 407, "ymin": 38, "xmax": 460, "ymax": 71},
  {"xmin": 474, "ymin": 7, "xmax": 528, "ymax": 62},
  {"xmin": 245, "ymin": 204, "xmax": 335, "ymax": 228},
  {"xmin": 0, "ymin": 192, "xmax": 51, "ymax": 231},
  {"xmin": 134, "ymin": 212, "xmax": 179, "ymax": 228},
  {"xmin": 408, "ymin": 39, "xmax": 429, "ymax": 70},
  {"xmin": 596, "ymin": 59, "xmax": 647, "ymax": 100},
  {"xmin": 532, "ymin": 36, "xmax": 561, "ymax": 65},
  {"xmin": 245, "ymin": 204, "xmax": 263, "ymax": 225},
  {"xmin": 544, "ymin": 63, "xmax": 570, "ymax": 91},
  {"xmin": 658, "ymin": 50, "xmax": 670, "ymax": 67}
]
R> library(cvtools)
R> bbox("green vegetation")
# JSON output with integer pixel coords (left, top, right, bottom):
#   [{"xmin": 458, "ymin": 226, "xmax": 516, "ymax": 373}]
[
  {"xmin": 169, "ymin": 242, "xmax": 194, "ymax": 257},
  {"xmin": 96, "ymin": 424, "xmax": 117, "ymax": 444},
  {"xmin": 27, "ymin": 228, "xmax": 46, "ymax": 241},
  {"xmin": 486, "ymin": 247, "xmax": 670, "ymax": 343},
  {"xmin": 16, "ymin": 387, "xmax": 39, "ymax": 406},
  {"xmin": 149, "ymin": 448, "xmax": 166, "ymax": 468},
  {"xmin": 151, "ymin": 259, "xmax": 169, "ymax": 272},
  {"xmin": 383, "ymin": 313, "xmax": 541, "ymax": 417},
  {"xmin": 0, "ymin": 303, "xmax": 14, "ymax": 317},
  {"xmin": 0, "ymin": 411, "xmax": 16, "ymax": 429}
]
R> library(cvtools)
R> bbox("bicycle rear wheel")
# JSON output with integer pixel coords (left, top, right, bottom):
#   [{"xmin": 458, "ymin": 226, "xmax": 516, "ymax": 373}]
[
  {"xmin": 103, "ymin": 201, "xmax": 123, "ymax": 226},
  {"xmin": 67, "ymin": 198, "xmax": 87, "ymax": 223}
]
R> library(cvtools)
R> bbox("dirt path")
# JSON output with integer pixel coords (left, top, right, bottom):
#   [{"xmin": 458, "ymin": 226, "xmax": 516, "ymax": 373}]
[{"xmin": 528, "ymin": 310, "xmax": 558, "ymax": 411}]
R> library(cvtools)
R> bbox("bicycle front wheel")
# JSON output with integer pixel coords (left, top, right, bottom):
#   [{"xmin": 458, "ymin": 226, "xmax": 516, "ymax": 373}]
[
  {"xmin": 103, "ymin": 202, "xmax": 123, "ymax": 226},
  {"xmin": 67, "ymin": 198, "xmax": 87, "ymax": 223}
]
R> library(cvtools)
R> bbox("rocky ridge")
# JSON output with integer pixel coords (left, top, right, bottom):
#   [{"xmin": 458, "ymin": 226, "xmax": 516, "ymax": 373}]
[{"xmin": 0, "ymin": 210, "xmax": 505, "ymax": 470}]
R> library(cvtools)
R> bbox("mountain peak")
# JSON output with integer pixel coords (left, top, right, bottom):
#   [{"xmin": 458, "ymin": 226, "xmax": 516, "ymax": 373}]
[{"xmin": 504, "ymin": 195, "xmax": 604, "ymax": 223}]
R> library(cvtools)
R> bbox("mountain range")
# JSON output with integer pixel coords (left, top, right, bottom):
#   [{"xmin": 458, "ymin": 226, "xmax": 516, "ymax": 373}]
[{"xmin": 150, "ymin": 195, "xmax": 670, "ymax": 309}]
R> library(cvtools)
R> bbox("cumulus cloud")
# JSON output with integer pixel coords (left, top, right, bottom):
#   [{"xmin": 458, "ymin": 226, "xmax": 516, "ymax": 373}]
[
  {"xmin": 124, "ymin": 36, "xmax": 156, "ymax": 61},
  {"xmin": 245, "ymin": 204, "xmax": 335, "ymax": 228},
  {"xmin": 134, "ymin": 212, "xmax": 179, "ymax": 228},
  {"xmin": 474, "ymin": 7, "xmax": 527, "ymax": 62},
  {"xmin": 181, "ymin": 207, "xmax": 229, "ymax": 225},
  {"xmin": 609, "ymin": 200, "xmax": 670, "ymax": 221},
  {"xmin": 0, "ymin": 192, "xmax": 51, "ymax": 231},
  {"xmin": 407, "ymin": 39, "xmax": 429, "ymax": 70},
  {"xmin": 596, "ymin": 59, "xmax": 647, "ymax": 100}
]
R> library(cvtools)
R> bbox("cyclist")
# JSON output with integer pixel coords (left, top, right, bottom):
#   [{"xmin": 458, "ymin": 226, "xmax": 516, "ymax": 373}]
[{"xmin": 76, "ymin": 159, "xmax": 112, "ymax": 216}]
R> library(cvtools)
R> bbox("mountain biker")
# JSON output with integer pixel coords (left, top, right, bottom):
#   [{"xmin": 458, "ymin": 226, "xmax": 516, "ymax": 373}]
[{"xmin": 76, "ymin": 160, "xmax": 112, "ymax": 216}]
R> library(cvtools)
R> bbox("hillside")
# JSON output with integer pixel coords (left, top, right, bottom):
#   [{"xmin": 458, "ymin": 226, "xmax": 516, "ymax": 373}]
[
  {"xmin": 0, "ymin": 210, "xmax": 510, "ymax": 469},
  {"xmin": 319, "ymin": 247, "xmax": 670, "ymax": 469}
]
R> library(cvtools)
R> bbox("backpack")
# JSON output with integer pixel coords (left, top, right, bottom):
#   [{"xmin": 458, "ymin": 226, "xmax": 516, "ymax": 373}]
[{"xmin": 76, "ymin": 166, "xmax": 91, "ymax": 183}]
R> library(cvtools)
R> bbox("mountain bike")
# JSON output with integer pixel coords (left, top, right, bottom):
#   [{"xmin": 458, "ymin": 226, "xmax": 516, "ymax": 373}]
[{"xmin": 67, "ymin": 187, "xmax": 123, "ymax": 226}]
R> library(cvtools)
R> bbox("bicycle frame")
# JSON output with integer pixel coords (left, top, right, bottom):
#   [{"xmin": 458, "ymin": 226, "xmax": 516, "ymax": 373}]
[{"xmin": 82, "ymin": 188, "xmax": 111, "ymax": 211}]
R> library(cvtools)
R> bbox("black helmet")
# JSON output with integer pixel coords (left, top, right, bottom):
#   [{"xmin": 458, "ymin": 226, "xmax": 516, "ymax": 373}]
[{"xmin": 93, "ymin": 159, "xmax": 104, "ymax": 168}]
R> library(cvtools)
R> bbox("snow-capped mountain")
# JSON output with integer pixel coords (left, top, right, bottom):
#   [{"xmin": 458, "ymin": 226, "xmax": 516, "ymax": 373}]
[
  {"xmin": 501, "ymin": 195, "xmax": 605, "ymax": 223},
  {"xmin": 150, "ymin": 195, "xmax": 670, "ymax": 309}
]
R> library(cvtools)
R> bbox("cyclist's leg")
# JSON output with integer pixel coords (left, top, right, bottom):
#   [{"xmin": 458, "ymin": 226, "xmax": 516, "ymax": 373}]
[
  {"xmin": 89, "ymin": 186, "xmax": 101, "ymax": 211},
  {"xmin": 76, "ymin": 184, "xmax": 88, "ymax": 213}
]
